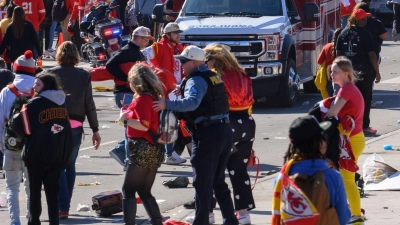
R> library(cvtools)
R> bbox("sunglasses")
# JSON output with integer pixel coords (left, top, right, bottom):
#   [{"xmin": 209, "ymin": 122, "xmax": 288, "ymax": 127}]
[{"xmin": 180, "ymin": 58, "xmax": 192, "ymax": 65}]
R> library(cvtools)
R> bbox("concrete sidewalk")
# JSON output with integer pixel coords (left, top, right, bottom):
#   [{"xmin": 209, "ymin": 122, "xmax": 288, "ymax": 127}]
[{"xmin": 164, "ymin": 129, "xmax": 400, "ymax": 225}]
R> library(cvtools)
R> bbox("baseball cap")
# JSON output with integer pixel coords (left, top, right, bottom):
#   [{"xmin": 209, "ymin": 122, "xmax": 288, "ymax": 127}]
[
  {"xmin": 288, "ymin": 115, "xmax": 332, "ymax": 144},
  {"xmin": 174, "ymin": 45, "xmax": 205, "ymax": 61},
  {"xmin": 163, "ymin": 22, "xmax": 183, "ymax": 34},
  {"xmin": 352, "ymin": 9, "xmax": 370, "ymax": 20},
  {"xmin": 133, "ymin": 26, "xmax": 155, "ymax": 40}
]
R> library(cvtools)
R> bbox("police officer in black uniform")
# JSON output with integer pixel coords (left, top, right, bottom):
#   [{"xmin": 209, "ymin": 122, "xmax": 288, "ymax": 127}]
[{"xmin": 153, "ymin": 45, "xmax": 238, "ymax": 225}]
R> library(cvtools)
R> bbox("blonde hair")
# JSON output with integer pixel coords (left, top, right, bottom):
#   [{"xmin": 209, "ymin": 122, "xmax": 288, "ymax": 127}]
[
  {"xmin": 128, "ymin": 63, "xmax": 165, "ymax": 99},
  {"xmin": 56, "ymin": 41, "xmax": 81, "ymax": 65},
  {"xmin": 203, "ymin": 43, "xmax": 245, "ymax": 75},
  {"xmin": 332, "ymin": 56, "xmax": 356, "ymax": 82}
]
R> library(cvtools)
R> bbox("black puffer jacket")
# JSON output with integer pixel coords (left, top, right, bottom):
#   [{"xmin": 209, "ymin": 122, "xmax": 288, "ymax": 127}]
[{"xmin": 47, "ymin": 64, "xmax": 99, "ymax": 132}]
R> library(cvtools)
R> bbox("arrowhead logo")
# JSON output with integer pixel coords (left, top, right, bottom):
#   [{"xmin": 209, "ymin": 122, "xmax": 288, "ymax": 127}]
[{"xmin": 51, "ymin": 124, "xmax": 64, "ymax": 134}]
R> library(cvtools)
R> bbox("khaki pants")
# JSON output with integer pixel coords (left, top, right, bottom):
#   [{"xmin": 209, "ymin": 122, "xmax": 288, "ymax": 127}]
[{"xmin": 60, "ymin": 13, "xmax": 72, "ymax": 42}]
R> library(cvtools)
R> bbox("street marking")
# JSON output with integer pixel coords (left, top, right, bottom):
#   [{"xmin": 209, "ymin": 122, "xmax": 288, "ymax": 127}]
[
  {"xmin": 79, "ymin": 141, "xmax": 117, "ymax": 151},
  {"xmin": 381, "ymin": 77, "xmax": 400, "ymax": 83},
  {"xmin": 366, "ymin": 128, "xmax": 400, "ymax": 145}
]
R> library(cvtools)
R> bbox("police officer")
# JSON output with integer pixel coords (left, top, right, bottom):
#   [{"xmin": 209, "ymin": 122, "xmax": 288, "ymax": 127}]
[{"xmin": 153, "ymin": 45, "xmax": 238, "ymax": 225}]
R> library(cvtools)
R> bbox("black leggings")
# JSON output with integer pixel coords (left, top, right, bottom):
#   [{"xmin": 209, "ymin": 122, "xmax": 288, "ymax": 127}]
[{"xmin": 122, "ymin": 165, "xmax": 157, "ymax": 199}]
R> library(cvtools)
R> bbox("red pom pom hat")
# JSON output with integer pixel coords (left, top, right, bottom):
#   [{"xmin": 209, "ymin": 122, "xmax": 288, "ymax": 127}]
[{"xmin": 13, "ymin": 50, "xmax": 36, "ymax": 76}]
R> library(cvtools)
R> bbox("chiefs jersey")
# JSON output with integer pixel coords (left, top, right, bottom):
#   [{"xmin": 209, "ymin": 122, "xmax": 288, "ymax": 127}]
[
  {"xmin": 78, "ymin": 0, "xmax": 113, "ymax": 16},
  {"xmin": 14, "ymin": 0, "xmax": 46, "ymax": 31}
]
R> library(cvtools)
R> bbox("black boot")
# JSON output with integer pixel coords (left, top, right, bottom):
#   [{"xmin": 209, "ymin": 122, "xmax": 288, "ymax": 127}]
[
  {"xmin": 123, "ymin": 198, "xmax": 137, "ymax": 225},
  {"xmin": 142, "ymin": 196, "xmax": 163, "ymax": 225}
]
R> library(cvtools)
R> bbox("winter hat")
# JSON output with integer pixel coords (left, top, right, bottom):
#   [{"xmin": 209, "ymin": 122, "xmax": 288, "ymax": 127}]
[{"xmin": 13, "ymin": 50, "xmax": 36, "ymax": 76}]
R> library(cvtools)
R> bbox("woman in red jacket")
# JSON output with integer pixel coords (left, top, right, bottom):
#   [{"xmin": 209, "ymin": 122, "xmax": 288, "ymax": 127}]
[
  {"xmin": 203, "ymin": 43, "xmax": 255, "ymax": 225},
  {"xmin": 118, "ymin": 63, "xmax": 165, "ymax": 225}
]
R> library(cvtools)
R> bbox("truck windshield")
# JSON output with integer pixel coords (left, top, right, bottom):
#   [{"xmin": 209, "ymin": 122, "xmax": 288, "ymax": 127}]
[{"xmin": 182, "ymin": 0, "xmax": 283, "ymax": 17}]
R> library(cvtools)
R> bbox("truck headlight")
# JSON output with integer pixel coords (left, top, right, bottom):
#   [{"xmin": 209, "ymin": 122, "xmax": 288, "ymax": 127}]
[{"xmin": 258, "ymin": 35, "xmax": 280, "ymax": 61}]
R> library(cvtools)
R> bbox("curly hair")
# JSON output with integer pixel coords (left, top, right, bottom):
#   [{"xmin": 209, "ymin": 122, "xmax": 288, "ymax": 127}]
[
  {"xmin": 56, "ymin": 41, "xmax": 81, "ymax": 65},
  {"xmin": 283, "ymin": 134, "xmax": 326, "ymax": 163},
  {"xmin": 203, "ymin": 43, "xmax": 245, "ymax": 75},
  {"xmin": 128, "ymin": 63, "xmax": 165, "ymax": 100}
]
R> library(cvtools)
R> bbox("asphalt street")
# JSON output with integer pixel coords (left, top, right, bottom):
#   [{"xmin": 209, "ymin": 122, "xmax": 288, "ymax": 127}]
[{"xmin": 1, "ymin": 36, "xmax": 400, "ymax": 224}]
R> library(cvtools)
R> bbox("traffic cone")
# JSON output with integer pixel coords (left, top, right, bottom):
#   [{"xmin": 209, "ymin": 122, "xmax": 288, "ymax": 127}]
[{"xmin": 58, "ymin": 32, "xmax": 64, "ymax": 46}]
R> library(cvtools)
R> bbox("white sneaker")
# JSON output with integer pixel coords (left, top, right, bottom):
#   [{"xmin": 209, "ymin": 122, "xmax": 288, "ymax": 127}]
[
  {"xmin": 47, "ymin": 48, "xmax": 56, "ymax": 58},
  {"xmin": 186, "ymin": 212, "xmax": 215, "ymax": 224},
  {"xmin": 347, "ymin": 216, "xmax": 364, "ymax": 225},
  {"xmin": 236, "ymin": 212, "xmax": 251, "ymax": 224},
  {"xmin": 393, "ymin": 28, "xmax": 398, "ymax": 42},
  {"xmin": 164, "ymin": 151, "xmax": 187, "ymax": 164}
]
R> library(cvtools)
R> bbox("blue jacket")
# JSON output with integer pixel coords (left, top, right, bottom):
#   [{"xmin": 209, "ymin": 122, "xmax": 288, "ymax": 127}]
[
  {"xmin": 165, "ymin": 64, "xmax": 228, "ymax": 123},
  {"xmin": 289, "ymin": 159, "xmax": 351, "ymax": 225}
]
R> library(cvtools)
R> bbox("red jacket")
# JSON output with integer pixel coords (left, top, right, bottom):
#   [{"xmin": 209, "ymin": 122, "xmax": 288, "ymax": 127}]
[
  {"xmin": 220, "ymin": 69, "xmax": 254, "ymax": 111},
  {"xmin": 149, "ymin": 36, "xmax": 184, "ymax": 82}
]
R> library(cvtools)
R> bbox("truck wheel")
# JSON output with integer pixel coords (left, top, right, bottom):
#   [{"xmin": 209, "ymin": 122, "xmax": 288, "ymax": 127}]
[
  {"xmin": 303, "ymin": 77, "xmax": 319, "ymax": 93},
  {"xmin": 278, "ymin": 59, "xmax": 299, "ymax": 107}
]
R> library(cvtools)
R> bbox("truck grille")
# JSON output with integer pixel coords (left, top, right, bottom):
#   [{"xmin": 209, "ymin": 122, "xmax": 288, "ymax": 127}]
[{"xmin": 181, "ymin": 35, "xmax": 265, "ymax": 59}]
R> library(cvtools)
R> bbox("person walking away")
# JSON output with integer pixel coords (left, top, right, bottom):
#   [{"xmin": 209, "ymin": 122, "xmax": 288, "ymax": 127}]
[
  {"xmin": 134, "ymin": 0, "xmax": 162, "ymax": 38},
  {"xmin": 386, "ymin": 0, "xmax": 400, "ymax": 41},
  {"xmin": 0, "ymin": 6, "xmax": 43, "ymax": 63},
  {"xmin": 325, "ymin": 56, "xmax": 366, "ymax": 225},
  {"xmin": 46, "ymin": 41, "xmax": 101, "ymax": 219},
  {"xmin": 118, "ymin": 63, "xmax": 165, "ymax": 225},
  {"xmin": 142, "ymin": 22, "xmax": 185, "ymax": 164},
  {"xmin": 12, "ymin": 72, "xmax": 73, "ymax": 225},
  {"xmin": 0, "ymin": 0, "xmax": 14, "ymax": 20},
  {"xmin": 317, "ymin": 28, "xmax": 343, "ymax": 97},
  {"xmin": 57, "ymin": 0, "xmax": 75, "ymax": 42},
  {"xmin": 271, "ymin": 115, "xmax": 351, "ymax": 225},
  {"xmin": 13, "ymin": 0, "xmax": 45, "ymax": 33},
  {"xmin": 340, "ymin": 0, "xmax": 358, "ymax": 28},
  {"xmin": 153, "ymin": 45, "xmax": 239, "ymax": 225},
  {"xmin": 0, "ymin": 4, "xmax": 15, "ymax": 70},
  {"xmin": 0, "ymin": 50, "xmax": 36, "ymax": 225},
  {"xmin": 106, "ymin": 26, "xmax": 153, "ymax": 170},
  {"xmin": 202, "ymin": 43, "xmax": 256, "ymax": 224},
  {"xmin": 336, "ymin": 9, "xmax": 380, "ymax": 135},
  {"xmin": 40, "ymin": 0, "xmax": 57, "ymax": 58}
]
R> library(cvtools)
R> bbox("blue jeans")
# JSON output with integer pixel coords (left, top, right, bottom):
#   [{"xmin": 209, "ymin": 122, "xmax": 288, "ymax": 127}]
[
  {"xmin": 49, "ymin": 21, "xmax": 57, "ymax": 49},
  {"xmin": 114, "ymin": 92, "xmax": 131, "ymax": 163},
  {"xmin": 59, "ymin": 127, "xmax": 83, "ymax": 211},
  {"xmin": 165, "ymin": 143, "xmax": 174, "ymax": 157}
]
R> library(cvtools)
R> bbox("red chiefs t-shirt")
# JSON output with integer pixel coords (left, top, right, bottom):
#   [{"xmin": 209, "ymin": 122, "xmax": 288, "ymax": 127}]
[
  {"xmin": 317, "ymin": 42, "xmax": 335, "ymax": 66},
  {"xmin": 337, "ymin": 82, "xmax": 364, "ymax": 136},
  {"xmin": 14, "ymin": 0, "xmax": 45, "ymax": 31},
  {"xmin": 125, "ymin": 94, "xmax": 159, "ymax": 144}
]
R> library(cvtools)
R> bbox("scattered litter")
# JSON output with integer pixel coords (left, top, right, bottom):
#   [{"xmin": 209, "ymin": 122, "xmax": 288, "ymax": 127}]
[
  {"xmin": 261, "ymin": 170, "xmax": 277, "ymax": 176},
  {"xmin": 375, "ymin": 101, "xmax": 383, "ymax": 105},
  {"xmin": 0, "ymin": 192, "xmax": 6, "ymax": 195},
  {"xmin": 382, "ymin": 56, "xmax": 390, "ymax": 59},
  {"xmin": 110, "ymin": 105, "xmax": 115, "ymax": 108},
  {"xmin": 0, "ymin": 197, "xmax": 6, "ymax": 207},
  {"xmin": 102, "ymin": 125, "xmax": 110, "ymax": 129},
  {"xmin": 263, "ymin": 137, "xmax": 269, "ymax": 140},
  {"xmin": 162, "ymin": 176, "xmax": 189, "ymax": 188},
  {"xmin": 108, "ymin": 98, "xmax": 114, "ymax": 101},
  {"xmin": 77, "ymin": 203, "xmax": 91, "ymax": 212},
  {"xmin": 383, "ymin": 145, "xmax": 393, "ymax": 151},
  {"xmin": 112, "ymin": 218, "xmax": 124, "ymax": 223},
  {"xmin": 393, "ymin": 59, "xmax": 397, "ymax": 61},
  {"xmin": 302, "ymin": 101, "xmax": 309, "ymax": 106},
  {"xmin": 384, "ymin": 207, "xmax": 389, "ymax": 209},
  {"xmin": 79, "ymin": 155, "xmax": 91, "ymax": 158},
  {"xmin": 136, "ymin": 196, "xmax": 142, "ymax": 204},
  {"xmin": 109, "ymin": 120, "xmax": 118, "ymax": 123},
  {"xmin": 181, "ymin": 166, "xmax": 188, "ymax": 168},
  {"xmin": 156, "ymin": 199, "xmax": 166, "ymax": 204},
  {"xmin": 77, "ymin": 181, "xmax": 101, "ymax": 186},
  {"xmin": 274, "ymin": 137, "xmax": 286, "ymax": 140},
  {"xmin": 93, "ymin": 86, "xmax": 114, "ymax": 92}
]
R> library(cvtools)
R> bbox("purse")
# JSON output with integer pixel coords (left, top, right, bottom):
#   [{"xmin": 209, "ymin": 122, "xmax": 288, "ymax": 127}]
[{"xmin": 91, "ymin": 190, "xmax": 123, "ymax": 217}]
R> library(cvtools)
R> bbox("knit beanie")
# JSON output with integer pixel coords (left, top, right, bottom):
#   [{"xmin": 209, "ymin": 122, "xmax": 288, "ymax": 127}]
[{"xmin": 13, "ymin": 50, "xmax": 36, "ymax": 76}]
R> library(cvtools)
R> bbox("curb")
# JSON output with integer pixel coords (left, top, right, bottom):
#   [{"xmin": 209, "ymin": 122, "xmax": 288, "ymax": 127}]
[{"xmin": 366, "ymin": 128, "xmax": 400, "ymax": 145}]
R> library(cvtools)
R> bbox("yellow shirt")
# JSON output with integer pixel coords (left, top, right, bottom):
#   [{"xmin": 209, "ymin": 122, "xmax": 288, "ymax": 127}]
[{"xmin": 0, "ymin": 18, "xmax": 11, "ymax": 38}]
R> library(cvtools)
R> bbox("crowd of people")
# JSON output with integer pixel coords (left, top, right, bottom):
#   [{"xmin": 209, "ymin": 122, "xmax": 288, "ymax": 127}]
[{"xmin": 0, "ymin": 1, "xmax": 393, "ymax": 225}]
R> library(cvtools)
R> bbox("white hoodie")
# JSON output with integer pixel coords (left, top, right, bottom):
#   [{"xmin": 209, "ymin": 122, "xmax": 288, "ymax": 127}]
[{"xmin": 0, "ymin": 74, "xmax": 35, "ymax": 149}]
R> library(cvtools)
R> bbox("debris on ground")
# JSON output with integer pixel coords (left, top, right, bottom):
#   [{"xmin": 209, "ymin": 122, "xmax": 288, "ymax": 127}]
[
  {"xmin": 79, "ymin": 155, "xmax": 91, "ymax": 158},
  {"xmin": 77, "ymin": 181, "xmax": 101, "ymax": 186},
  {"xmin": 77, "ymin": 203, "xmax": 91, "ymax": 212}
]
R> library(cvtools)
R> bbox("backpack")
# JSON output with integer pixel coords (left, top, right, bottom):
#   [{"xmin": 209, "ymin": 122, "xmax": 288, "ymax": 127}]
[
  {"xmin": 52, "ymin": 0, "xmax": 69, "ymax": 22},
  {"xmin": 124, "ymin": 0, "xmax": 138, "ymax": 27},
  {"xmin": 279, "ymin": 168, "xmax": 340, "ymax": 225},
  {"xmin": 4, "ymin": 84, "xmax": 34, "ymax": 151},
  {"xmin": 148, "ymin": 110, "xmax": 178, "ymax": 145}
]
